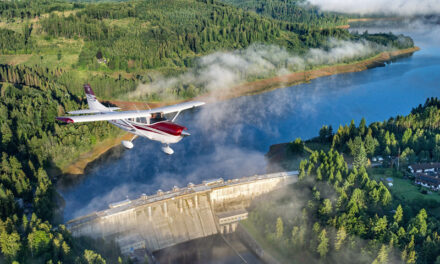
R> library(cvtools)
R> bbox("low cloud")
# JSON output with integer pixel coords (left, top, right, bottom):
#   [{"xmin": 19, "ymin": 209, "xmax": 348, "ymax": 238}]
[
  {"xmin": 129, "ymin": 39, "xmax": 386, "ymax": 100},
  {"xmin": 308, "ymin": 0, "xmax": 440, "ymax": 16}
]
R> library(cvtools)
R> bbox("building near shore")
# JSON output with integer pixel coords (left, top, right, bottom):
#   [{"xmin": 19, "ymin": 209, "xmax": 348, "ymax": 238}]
[
  {"xmin": 414, "ymin": 172, "xmax": 440, "ymax": 190},
  {"xmin": 409, "ymin": 163, "xmax": 440, "ymax": 190},
  {"xmin": 409, "ymin": 163, "xmax": 440, "ymax": 174}
]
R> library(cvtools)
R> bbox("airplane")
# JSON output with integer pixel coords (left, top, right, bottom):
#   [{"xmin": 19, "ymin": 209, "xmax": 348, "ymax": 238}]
[{"xmin": 56, "ymin": 84, "xmax": 205, "ymax": 155}]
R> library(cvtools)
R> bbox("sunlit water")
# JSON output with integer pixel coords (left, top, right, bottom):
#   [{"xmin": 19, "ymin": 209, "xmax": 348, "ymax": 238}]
[{"xmin": 59, "ymin": 21, "xmax": 440, "ymax": 223}]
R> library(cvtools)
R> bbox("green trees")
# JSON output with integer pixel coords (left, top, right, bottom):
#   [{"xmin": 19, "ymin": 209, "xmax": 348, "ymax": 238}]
[
  {"xmin": 353, "ymin": 143, "xmax": 368, "ymax": 169},
  {"xmin": 220, "ymin": 0, "xmax": 348, "ymax": 28},
  {"xmin": 318, "ymin": 199, "xmax": 332, "ymax": 217},
  {"xmin": 372, "ymin": 245, "xmax": 388, "ymax": 264},
  {"xmin": 83, "ymin": 249, "xmax": 106, "ymax": 264},
  {"xmin": 248, "ymin": 137, "xmax": 440, "ymax": 263},
  {"xmin": 328, "ymin": 98, "xmax": 440, "ymax": 165},
  {"xmin": 316, "ymin": 229, "xmax": 328, "ymax": 258},
  {"xmin": 28, "ymin": 230, "xmax": 51, "ymax": 257},
  {"xmin": 276, "ymin": 217, "xmax": 284, "ymax": 239},
  {"xmin": 289, "ymin": 137, "xmax": 304, "ymax": 154},
  {"xmin": 0, "ymin": 64, "xmax": 125, "ymax": 262},
  {"xmin": 0, "ymin": 231, "xmax": 21, "ymax": 261},
  {"xmin": 334, "ymin": 226, "xmax": 346, "ymax": 251}
]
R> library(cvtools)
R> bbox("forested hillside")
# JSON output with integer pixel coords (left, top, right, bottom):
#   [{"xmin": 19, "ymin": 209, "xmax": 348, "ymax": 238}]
[
  {"xmin": 0, "ymin": 64, "xmax": 122, "ymax": 263},
  {"xmin": 0, "ymin": 0, "xmax": 413, "ymax": 99},
  {"xmin": 219, "ymin": 0, "xmax": 348, "ymax": 28},
  {"xmin": 250, "ymin": 99, "xmax": 440, "ymax": 264},
  {"xmin": 320, "ymin": 97, "xmax": 440, "ymax": 165}
]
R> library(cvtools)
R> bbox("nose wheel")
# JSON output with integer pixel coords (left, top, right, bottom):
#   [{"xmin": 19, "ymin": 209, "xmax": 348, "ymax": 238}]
[{"xmin": 161, "ymin": 144, "xmax": 174, "ymax": 155}]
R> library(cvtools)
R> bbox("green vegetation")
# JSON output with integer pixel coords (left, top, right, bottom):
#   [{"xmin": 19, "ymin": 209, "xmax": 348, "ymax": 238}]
[
  {"xmin": 248, "ymin": 149, "xmax": 439, "ymax": 263},
  {"xmin": 255, "ymin": 99, "xmax": 440, "ymax": 263},
  {"xmin": 330, "ymin": 97, "xmax": 440, "ymax": 164},
  {"xmin": 219, "ymin": 0, "xmax": 348, "ymax": 28},
  {"xmin": 0, "ymin": 64, "xmax": 126, "ymax": 263},
  {"xmin": 0, "ymin": 0, "xmax": 413, "ymax": 99},
  {"xmin": 0, "ymin": 0, "xmax": 418, "ymax": 262},
  {"xmin": 0, "ymin": 0, "xmax": 81, "ymax": 21},
  {"xmin": 368, "ymin": 168, "xmax": 440, "ymax": 218}
]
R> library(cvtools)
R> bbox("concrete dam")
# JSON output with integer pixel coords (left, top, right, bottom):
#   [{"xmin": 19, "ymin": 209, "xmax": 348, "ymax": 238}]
[{"xmin": 66, "ymin": 171, "xmax": 297, "ymax": 254}]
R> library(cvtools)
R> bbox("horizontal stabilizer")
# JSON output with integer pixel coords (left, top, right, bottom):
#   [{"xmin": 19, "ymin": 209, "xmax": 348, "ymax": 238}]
[{"xmin": 68, "ymin": 107, "xmax": 120, "ymax": 115}]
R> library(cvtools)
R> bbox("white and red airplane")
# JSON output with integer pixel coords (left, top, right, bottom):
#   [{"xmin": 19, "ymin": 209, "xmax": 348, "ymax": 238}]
[{"xmin": 56, "ymin": 84, "xmax": 205, "ymax": 154}]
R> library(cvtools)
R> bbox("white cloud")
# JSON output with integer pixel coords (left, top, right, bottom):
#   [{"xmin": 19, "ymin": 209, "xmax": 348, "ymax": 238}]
[
  {"xmin": 308, "ymin": 0, "xmax": 440, "ymax": 16},
  {"xmin": 129, "ymin": 39, "xmax": 385, "ymax": 100}
]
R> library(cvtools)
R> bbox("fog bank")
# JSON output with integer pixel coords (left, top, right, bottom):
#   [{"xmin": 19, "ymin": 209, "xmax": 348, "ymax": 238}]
[
  {"xmin": 129, "ymin": 39, "xmax": 386, "ymax": 100},
  {"xmin": 308, "ymin": 0, "xmax": 440, "ymax": 16}
]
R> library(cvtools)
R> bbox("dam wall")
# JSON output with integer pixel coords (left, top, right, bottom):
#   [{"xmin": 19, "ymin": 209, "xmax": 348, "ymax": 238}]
[{"xmin": 67, "ymin": 171, "xmax": 297, "ymax": 252}]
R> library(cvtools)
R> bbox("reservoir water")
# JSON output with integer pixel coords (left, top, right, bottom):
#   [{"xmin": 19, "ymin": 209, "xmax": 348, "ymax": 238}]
[{"xmin": 58, "ymin": 20, "xmax": 440, "ymax": 263}]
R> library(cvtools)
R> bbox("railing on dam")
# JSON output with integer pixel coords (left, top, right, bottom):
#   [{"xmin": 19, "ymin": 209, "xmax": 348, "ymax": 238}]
[
  {"xmin": 66, "ymin": 170, "xmax": 297, "ymax": 229},
  {"xmin": 66, "ymin": 170, "xmax": 298, "ymax": 253}
]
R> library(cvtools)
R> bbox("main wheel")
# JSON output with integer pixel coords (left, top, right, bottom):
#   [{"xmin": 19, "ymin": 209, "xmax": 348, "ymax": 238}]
[{"xmin": 161, "ymin": 144, "xmax": 174, "ymax": 155}]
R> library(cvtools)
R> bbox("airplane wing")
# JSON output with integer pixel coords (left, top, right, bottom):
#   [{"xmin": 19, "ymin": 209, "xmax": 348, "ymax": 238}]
[
  {"xmin": 56, "ymin": 101, "xmax": 205, "ymax": 123},
  {"xmin": 68, "ymin": 107, "xmax": 121, "ymax": 115},
  {"xmin": 146, "ymin": 101, "xmax": 205, "ymax": 115}
]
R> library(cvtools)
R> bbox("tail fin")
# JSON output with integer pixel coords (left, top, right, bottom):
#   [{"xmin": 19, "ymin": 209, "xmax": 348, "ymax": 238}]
[{"xmin": 84, "ymin": 84, "xmax": 107, "ymax": 111}]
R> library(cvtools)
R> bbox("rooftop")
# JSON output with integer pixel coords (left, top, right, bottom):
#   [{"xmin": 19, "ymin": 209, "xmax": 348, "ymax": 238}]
[
  {"xmin": 415, "ymin": 173, "xmax": 440, "ymax": 185},
  {"xmin": 409, "ymin": 163, "xmax": 440, "ymax": 171}
]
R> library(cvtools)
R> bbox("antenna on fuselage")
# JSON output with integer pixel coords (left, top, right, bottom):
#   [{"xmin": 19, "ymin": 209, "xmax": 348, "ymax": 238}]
[{"xmin": 144, "ymin": 102, "xmax": 151, "ymax": 111}]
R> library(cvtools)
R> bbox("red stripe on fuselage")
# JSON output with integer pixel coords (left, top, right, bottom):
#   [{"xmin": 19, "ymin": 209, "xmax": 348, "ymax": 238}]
[
  {"xmin": 133, "ymin": 121, "xmax": 186, "ymax": 136},
  {"xmin": 150, "ymin": 122, "xmax": 187, "ymax": 136}
]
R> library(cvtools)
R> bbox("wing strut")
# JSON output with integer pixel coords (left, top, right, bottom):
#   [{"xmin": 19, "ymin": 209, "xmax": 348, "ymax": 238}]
[{"xmin": 172, "ymin": 111, "xmax": 181, "ymax": 122}]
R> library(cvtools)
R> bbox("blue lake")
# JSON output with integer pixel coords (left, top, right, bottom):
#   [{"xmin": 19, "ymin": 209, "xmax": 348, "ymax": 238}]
[{"xmin": 59, "ymin": 21, "xmax": 440, "ymax": 221}]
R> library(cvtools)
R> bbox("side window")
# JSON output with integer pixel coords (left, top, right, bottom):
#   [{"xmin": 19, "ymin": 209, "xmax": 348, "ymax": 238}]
[
  {"xmin": 140, "ymin": 117, "xmax": 147, "ymax": 123},
  {"xmin": 135, "ymin": 117, "xmax": 141, "ymax": 123}
]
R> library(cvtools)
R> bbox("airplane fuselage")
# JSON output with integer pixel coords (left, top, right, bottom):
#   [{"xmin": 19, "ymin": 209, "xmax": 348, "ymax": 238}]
[
  {"xmin": 109, "ymin": 119, "xmax": 186, "ymax": 145},
  {"xmin": 56, "ymin": 84, "xmax": 204, "ymax": 154}
]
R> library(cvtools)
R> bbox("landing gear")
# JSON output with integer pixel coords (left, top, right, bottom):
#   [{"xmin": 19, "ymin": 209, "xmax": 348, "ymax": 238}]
[
  {"xmin": 161, "ymin": 144, "xmax": 174, "ymax": 155},
  {"xmin": 122, "ymin": 135, "xmax": 138, "ymax": 149}
]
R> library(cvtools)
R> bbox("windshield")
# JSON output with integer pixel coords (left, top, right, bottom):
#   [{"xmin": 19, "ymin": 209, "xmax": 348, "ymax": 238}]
[{"xmin": 150, "ymin": 112, "xmax": 167, "ymax": 123}]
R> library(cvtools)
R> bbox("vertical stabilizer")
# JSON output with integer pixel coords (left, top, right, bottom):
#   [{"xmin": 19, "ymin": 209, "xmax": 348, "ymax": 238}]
[{"xmin": 84, "ymin": 84, "xmax": 107, "ymax": 111}]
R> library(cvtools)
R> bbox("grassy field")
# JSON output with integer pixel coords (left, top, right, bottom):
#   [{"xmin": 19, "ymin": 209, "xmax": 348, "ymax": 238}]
[{"xmin": 368, "ymin": 167, "xmax": 440, "ymax": 217}]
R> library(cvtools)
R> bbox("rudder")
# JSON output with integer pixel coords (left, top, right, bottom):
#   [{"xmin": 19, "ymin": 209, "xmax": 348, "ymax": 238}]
[{"xmin": 84, "ymin": 84, "xmax": 107, "ymax": 111}]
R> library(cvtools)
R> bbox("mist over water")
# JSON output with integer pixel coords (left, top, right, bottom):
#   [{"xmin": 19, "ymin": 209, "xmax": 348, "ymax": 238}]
[
  {"xmin": 59, "ymin": 21, "xmax": 440, "ymax": 221},
  {"xmin": 129, "ymin": 40, "xmax": 387, "ymax": 100}
]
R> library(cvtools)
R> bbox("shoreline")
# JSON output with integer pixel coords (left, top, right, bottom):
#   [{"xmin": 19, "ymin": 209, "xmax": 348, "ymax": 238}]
[{"xmin": 60, "ymin": 46, "xmax": 420, "ymax": 175}]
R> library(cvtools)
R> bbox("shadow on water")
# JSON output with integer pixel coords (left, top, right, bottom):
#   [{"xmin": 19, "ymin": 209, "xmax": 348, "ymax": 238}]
[
  {"xmin": 56, "ymin": 144, "xmax": 127, "ymax": 191},
  {"xmin": 154, "ymin": 234, "xmax": 263, "ymax": 264}
]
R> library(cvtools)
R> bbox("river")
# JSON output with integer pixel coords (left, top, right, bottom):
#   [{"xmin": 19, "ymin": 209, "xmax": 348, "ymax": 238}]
[{"xmin": 58, "ymin": 20, "xmax": 440, "ymax": 263}]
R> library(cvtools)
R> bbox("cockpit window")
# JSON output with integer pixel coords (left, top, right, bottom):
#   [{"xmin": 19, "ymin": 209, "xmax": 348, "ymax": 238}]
[
  {"xmin": 135, "ymin": 117, "xmax": 147, "ymax": 124},
  {"xmin": 150, "ymin": 112, "xmax": 166, "ymax": 123}
]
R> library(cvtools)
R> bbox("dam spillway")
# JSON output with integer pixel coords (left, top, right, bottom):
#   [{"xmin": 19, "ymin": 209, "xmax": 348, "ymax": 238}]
[{"xmin": 66, "ymin": 171, "xmax": 297, "ymax": 253}]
